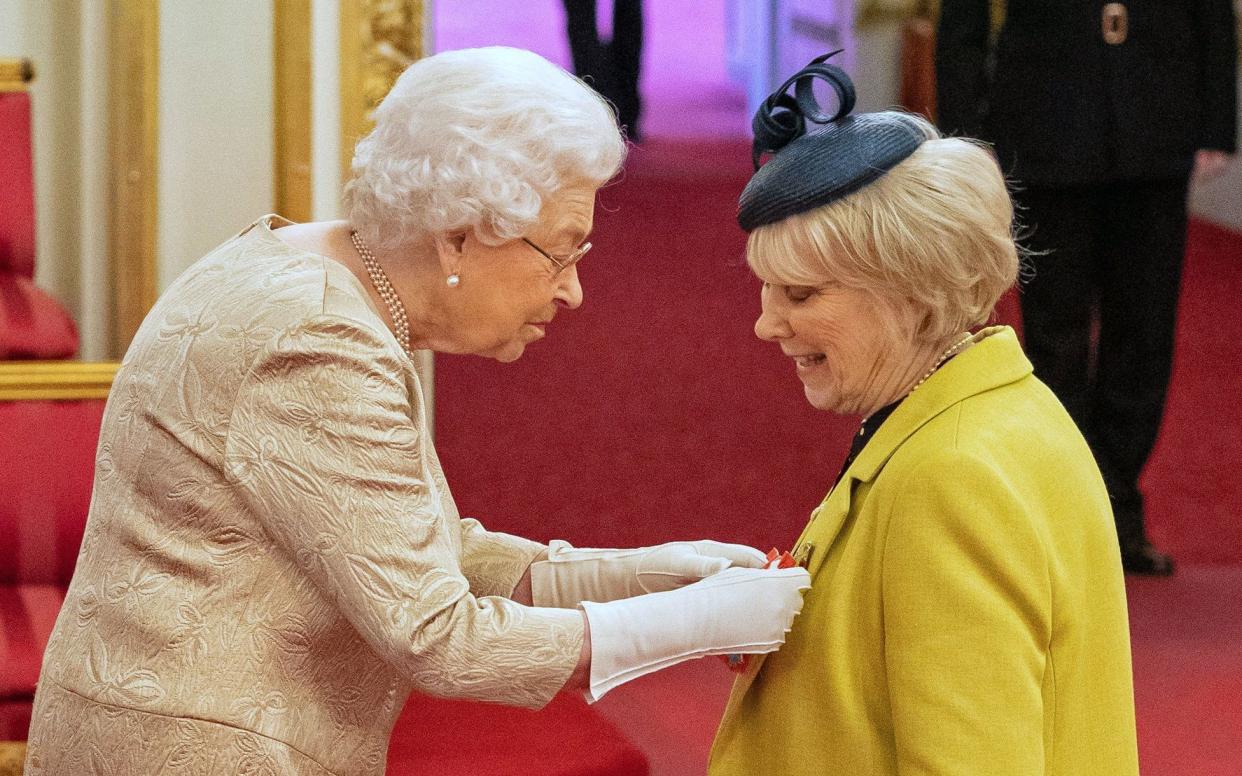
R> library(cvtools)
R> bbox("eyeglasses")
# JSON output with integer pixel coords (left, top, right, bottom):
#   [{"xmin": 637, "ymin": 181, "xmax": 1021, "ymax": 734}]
[{"xmin": 522, "ymin": 237, "xmax": 592, "ymax": 277}]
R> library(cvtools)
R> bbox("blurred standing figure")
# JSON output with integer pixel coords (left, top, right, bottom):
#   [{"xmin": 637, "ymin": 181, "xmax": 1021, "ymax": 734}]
[
  {"xmin": 563, "ymin": 0, "xmax": 644, "ymax": 140},
  {"xmin": 937, "ymin": 0, "xmax": 1238, "ymax": 574}
]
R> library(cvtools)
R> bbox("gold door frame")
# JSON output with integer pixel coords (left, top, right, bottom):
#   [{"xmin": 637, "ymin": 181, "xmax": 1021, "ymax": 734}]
[
  {"xmin": 0, "ymin": 0, "xmax": 156, "ymax": 401},
  {"xmin": 109, "ymin": 0, "xmax": 160, "ymax": 356},
  {"xmin": 338, "ymin": 0, "xmax": 426, "ymax": 186},
  {"xmin": 274, "ymin": 0, "xmax": 313, "ymax": 222},
  {"xmin": 274, "ymin": 0, "xmax": 426, "ymax": 217}
]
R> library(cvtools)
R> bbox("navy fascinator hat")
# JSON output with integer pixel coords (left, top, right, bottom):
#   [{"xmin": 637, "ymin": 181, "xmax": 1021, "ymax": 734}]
[{"xmin": 737, "ymin": 51, "xmax": 928, "ymax": 232}]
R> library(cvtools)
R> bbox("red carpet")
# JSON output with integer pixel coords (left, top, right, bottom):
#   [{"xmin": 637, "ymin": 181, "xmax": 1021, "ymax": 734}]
[
  {"xmin": 1143, "ymin": 218, "xmax": 1242, "ymax": 563},
  {"xmin": 1128, "ymin": 567, "xmax": 1242, "ymax": 775},
  {"xmin": 387, "ymin": 693, "xmax": 647, "ymax": 776},
  {"xmin": 435, "ymin": 138, "xmax": 1242, "ymax": 775}
]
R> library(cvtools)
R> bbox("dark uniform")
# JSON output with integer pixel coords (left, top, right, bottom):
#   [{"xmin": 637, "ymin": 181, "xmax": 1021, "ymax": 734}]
[
  {"xmin": 563, "ymin": 0, "xmax": 644, "ymax": 140},
  {"xmin": 936, "ymin": 0, "xmax": 1238, "ymax": 573}
]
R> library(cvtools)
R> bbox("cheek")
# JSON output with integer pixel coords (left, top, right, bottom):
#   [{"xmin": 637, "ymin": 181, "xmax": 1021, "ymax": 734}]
[
  {"xmin": 511, "ymin": 286, "xmax": 550, "ymax": 324},
  {"xmin": 844, "ymin": 321, "xmax": 895, "ymax": 371},
  {"xmin": 795, "ymin": 312, "xmax": 880, "ymax": 390},
  {"xmin": 798, "ymin": 315, "xmax": 852, "ymax": 358},
  {"xmin": 473, "ymin": 278, "xmax": 543, "ymax": 325}
]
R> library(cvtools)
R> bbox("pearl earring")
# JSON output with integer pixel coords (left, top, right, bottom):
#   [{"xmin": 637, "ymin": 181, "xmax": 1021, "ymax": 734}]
[{"xmin": 446, "ymin": 274, "xmax": 461, "ymax": 288}]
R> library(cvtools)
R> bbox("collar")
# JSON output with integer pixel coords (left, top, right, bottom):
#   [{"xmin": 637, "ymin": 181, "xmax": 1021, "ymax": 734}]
[{"xmin": 848, "ymin": 325, "xmax": 1031, "ymax": 483}]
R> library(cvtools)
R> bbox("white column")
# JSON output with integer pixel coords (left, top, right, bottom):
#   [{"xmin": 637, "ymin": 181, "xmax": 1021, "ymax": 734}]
[
  {"xmin": 157, "ymin": 0, "xmax": 275, "ymax": 289},
  {"xmin": 77, "ymin": 0, "xmax": 113, "ymax": 360},
  {"xmin": 311, "ymin": 0, "xmax": 341, "ymax": 220}
]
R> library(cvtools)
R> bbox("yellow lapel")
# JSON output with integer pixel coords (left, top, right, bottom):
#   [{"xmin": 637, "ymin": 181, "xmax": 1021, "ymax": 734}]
[
  {"xmin": 846, "ymin": 326, "xmax": 1031, "ymax": 484},
  {"xmin": 725, "ymin": 326, "xmax": 1033, "ymax": 695}
]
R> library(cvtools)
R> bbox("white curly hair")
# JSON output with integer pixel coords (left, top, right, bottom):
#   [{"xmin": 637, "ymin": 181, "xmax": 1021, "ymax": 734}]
[{"xmin": 344, "ymin": 47, "xmax": 627, "ymax": 253}]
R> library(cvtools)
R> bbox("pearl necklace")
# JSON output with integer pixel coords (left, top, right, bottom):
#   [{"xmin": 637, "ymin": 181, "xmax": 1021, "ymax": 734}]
[
  {"xmin": 350, "ymin": 229, "xmax": 412, "ymax": 358},
  {"xmin": 859, "ymin": 332, "xmax": 976, "ymax": 434},
  {"xmin": 908, "ymin": 332, "xmax": 976, "ymax": 395}
]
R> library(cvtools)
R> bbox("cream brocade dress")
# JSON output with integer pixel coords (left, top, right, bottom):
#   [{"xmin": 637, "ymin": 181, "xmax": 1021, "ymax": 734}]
[{"xmin": 25, "ymin": 216, "xmax": 584, "ymax": 775}]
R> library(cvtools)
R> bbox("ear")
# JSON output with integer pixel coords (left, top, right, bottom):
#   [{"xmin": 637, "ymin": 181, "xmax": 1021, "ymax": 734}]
[{"xmin": 432, "ymin": 230, "xmax": 468, "ymax": 277}]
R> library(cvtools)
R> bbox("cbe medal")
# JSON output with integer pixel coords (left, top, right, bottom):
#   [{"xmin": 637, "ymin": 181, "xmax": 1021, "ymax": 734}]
[{"xmin": 721, "ymin": 546, "xmax": 807, "ymax": 673}]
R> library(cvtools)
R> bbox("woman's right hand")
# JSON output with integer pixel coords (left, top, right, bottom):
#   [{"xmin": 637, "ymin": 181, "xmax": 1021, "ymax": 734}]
[
  {"xmin": 531, "ymin": 539, "xmax": 770, "ymax": 608},
  {"xmin": 574, "ymin": 566, "xmax": 811, "ymax": 701}
]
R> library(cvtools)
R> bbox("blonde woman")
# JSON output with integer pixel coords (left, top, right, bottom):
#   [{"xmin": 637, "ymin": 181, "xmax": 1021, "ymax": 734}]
[{"xmin": 708, "ymin": 55, "xmax": 1139, "ymax": 775}]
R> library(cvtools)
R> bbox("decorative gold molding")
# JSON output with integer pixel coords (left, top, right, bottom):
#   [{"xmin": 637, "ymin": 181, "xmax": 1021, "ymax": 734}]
[
  {"xmin": 339, "ymin": 0, "xmax": 425, "ymax": 185},
  {"xmin": 0, "ymin": 740, "xmax": 28, "ymax": 776},
  {"xmin": 109, "ymin": 0, "xmax": 160, "ymax": 356},
  {"xmin": 0, "ymin": 57, "xmax": 34, "ymax": 92},
  {"xmin": 274, "ymin": 0, "xmax": 313, "ymax": 223},
  {"xmin": 0, "ymin": 361, "xmax": 119, "ymax": 401}
]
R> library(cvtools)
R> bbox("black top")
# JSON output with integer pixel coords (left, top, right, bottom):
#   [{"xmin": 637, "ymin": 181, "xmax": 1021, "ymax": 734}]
[
  {"xmin": 833, "ymin": 350, "xmax": 968, "ymax": 487},
  {"xmin": 936, "ymin": 0, "xmax": 1238, "ymax": 186},
  {"xmin": 834, "ymin": 399, "xmax": 902, "ymax": 488}
]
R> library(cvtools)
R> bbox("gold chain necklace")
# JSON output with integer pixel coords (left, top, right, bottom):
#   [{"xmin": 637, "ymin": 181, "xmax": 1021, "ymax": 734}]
[
  {"xmin": 350, "ymin": 230, "xmax": 412, "ymax": 358},
  {"xmin": 908, "ymin": 332, "xmax": 975, "ymax": 395},
  {"xmin": 859, "ymin": 332, "xmax": 975, "ymax": 433}
]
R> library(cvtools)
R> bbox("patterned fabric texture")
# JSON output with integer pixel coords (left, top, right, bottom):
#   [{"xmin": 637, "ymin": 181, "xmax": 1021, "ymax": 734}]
[{"xmin": 25, "ymin": 216, "xmax": 584, "ymax": 776}]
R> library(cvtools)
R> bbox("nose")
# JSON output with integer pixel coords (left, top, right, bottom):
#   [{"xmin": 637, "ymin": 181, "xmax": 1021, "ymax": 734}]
[
  {"xmin": 754, "ymin": 301, "xmax": 791, "ymax": 342},
  {"xmin": 554, "ymin": 265, "xmax": 584, "ymax": 310}
]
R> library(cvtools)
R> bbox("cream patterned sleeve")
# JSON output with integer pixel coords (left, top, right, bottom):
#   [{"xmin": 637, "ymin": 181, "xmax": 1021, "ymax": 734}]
[
  {"xmin": 223, "ymin": 314, "xmax": 583, "ymax": 709},
  {"xmin": 458, "ymin": 518, "xmax": 547, "ymax": 599}
]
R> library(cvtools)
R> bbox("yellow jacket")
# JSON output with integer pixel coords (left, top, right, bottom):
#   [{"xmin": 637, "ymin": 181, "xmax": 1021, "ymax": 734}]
[{"xmin": 710, "ymin": 327, "xmax": 1138, "ymax": 776}]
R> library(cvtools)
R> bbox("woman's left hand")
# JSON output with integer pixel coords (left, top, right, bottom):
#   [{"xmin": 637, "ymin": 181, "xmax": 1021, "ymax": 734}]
[{"xmin": 529, "ymin": 539, "xmax": 768, "ymax": 608}]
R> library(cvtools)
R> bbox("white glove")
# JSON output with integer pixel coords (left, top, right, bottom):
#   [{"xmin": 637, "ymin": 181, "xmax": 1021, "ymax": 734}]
[
  {"xmin": 581, "ymin": 565, "xmax": 812, "ymax": 701},
  {"xmin": 530, "ymin": 539, "xmax": 768, "ymax": 608}
]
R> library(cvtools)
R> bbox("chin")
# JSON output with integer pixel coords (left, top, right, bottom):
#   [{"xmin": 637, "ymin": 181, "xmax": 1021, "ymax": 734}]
[
  {"xmin": 489, "ymin": 342, "xmax": 526, "ymax": 363},
  {"xmin": 803, "ymin": 385, "xmax": 827, "ymax": 410},
  {"xmin": 803, "ymin": 385, "xmax": 844, "ymax": 414}
]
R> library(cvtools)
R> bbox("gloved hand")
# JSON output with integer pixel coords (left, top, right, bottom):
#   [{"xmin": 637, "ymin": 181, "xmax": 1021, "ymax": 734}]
[
  {"xmin": 530, "ymin": 539, "xmax": 769, "ymax": 608},
  {"xmin": 581, "ymin": 565, "xmax": 812, "ymax": 701}
]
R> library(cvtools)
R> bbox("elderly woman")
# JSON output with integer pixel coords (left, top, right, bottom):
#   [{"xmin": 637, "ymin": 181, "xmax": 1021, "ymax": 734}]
[
  {"xmin": 25, "ymin": 47, "xmax": 810, "ymax": 775},
  {"xmin": 708, "ymin": 57, "xmax": 1139, "ymax": 775}
]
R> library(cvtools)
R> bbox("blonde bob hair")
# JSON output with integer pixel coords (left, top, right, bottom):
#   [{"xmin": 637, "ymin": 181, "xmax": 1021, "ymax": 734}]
[
  {"xmin": 746, "ymin": 113, "xmax": 1020, "ymax": 343},
  {"xmin": 345, "ymin": 47, "xmax": 626, "ymax": 253}
]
